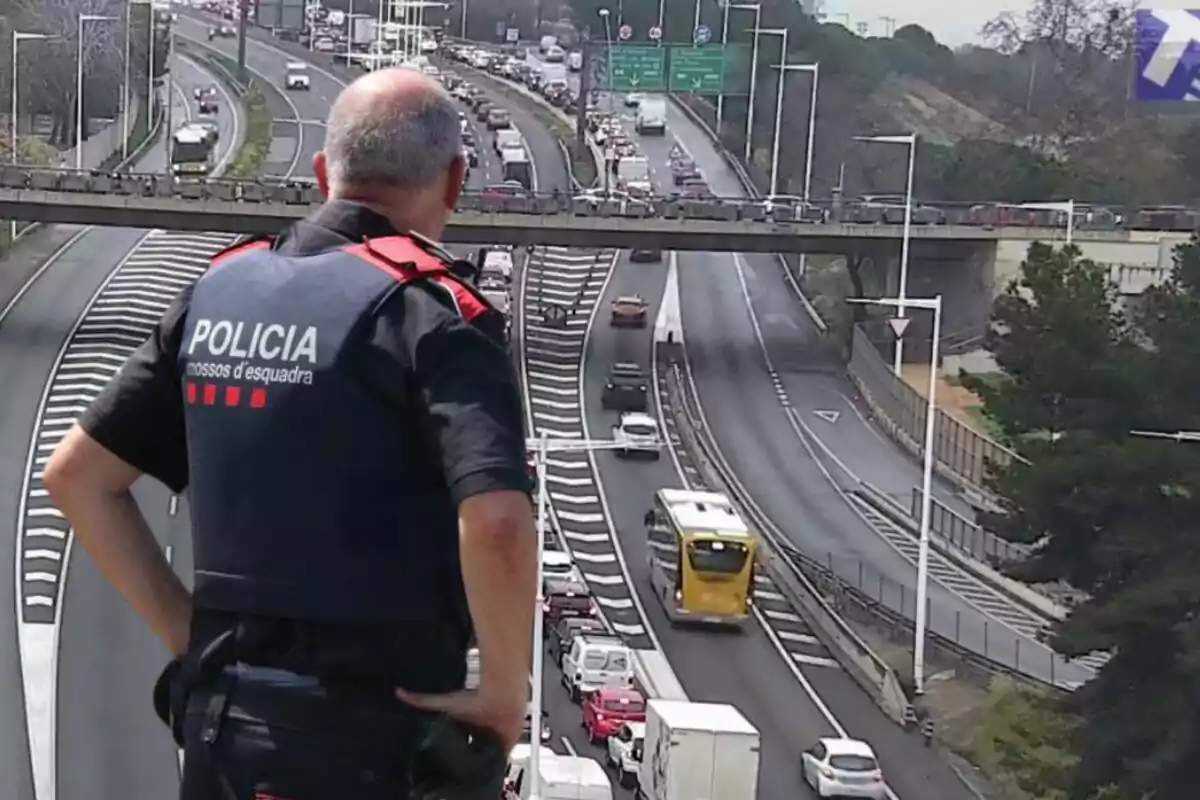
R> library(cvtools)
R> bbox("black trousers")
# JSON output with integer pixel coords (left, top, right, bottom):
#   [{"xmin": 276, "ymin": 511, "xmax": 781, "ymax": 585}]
[{"xmin": 179, "ymin": 666, "xmax": 424, "ymax": 800}]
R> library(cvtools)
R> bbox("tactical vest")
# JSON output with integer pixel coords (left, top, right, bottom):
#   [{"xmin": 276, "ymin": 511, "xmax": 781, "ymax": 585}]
[{"xmin": 179, "ymin": 234, "xmax": 498, "ymax": 625}]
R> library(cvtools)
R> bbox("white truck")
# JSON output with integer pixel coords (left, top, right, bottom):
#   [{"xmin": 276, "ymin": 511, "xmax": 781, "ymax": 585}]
[
  {"xmin": 636, "ymin": 700, "xmax": 760, "ymax": 800},
  {"xmin": 635, "ymin": 96, "xmax": 667, "ymax": 135},
  {"xmin": 567, "ymin": 50, "xmax": 584, "ymax": 72},
  {"xmin": 350, "ymin": 15, "xmax": 375, "ymax": 47}
]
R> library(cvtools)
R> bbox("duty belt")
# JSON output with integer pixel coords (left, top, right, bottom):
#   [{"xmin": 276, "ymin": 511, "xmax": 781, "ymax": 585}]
[{"xmin": 152, "ymin": 622, "xmax": 506, "ymax": 800}]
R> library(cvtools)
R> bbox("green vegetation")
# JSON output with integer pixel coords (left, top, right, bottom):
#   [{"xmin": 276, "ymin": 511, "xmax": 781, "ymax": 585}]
[
  {"xmin": 970, "ymin": 679, "xmax": 1081, "ymax": 800},
  {"xmin": 96, "ymin": 93, "xmax": 159, "ymax": 173},
  {"xmin": 225, "ymin": 84, "xmax": 273, "ymax": 179},
  {"xmin": 963, "ymin": 237, "xmax": 1200, "ymax": 798}
]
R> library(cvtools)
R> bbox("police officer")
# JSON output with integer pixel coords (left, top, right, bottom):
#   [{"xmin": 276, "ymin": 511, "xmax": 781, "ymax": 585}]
[{"xmin": 45, "ymin": 67, "xmax": 536, "ymax": 799}]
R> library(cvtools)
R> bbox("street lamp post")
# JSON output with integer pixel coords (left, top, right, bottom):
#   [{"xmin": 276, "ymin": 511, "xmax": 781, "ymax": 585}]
[
  {"xmin": 1021, "ymin": 199, "xmax": 1075, "ymax": 244},
  {"xmin": 854, "ymin": 133, "xmax": 917, "ymax": 375},
  {"xmin": 656, "ymin": 0, "xmax": 665, "ymax": 41},
  {"xmin": 163, "ymin": 18, "xmax": 176, "ymax": 176},
  {"xmin": 730, "ymin": 4, "xmax": 761, "ymax": 163},
  {"xmin": 848, "ymin": 294, "xmax": 942, "ymax": 695},
  {"xmin": 11, "ymin": 31, "xmax": 52, "ymax": 241},
  {"xmin": 1131, "ymin": 430, "xmax": 1200, "ymax": 442},
  {"xmin": 460, "ymin": 0, "xmax": 467, "ymax": 39},
  {"xmin": 715, "ymin": 0, "xmax": 731, "ymax": 133},
  {"xmin": 525, "ymin": 432, "xmax": 660, "ymax": 800},
  {"xmin": 756, "ymin": 28, "xmax": 818, "ymax": 201},
  {"xmin": 598, "ymin": 8, "xmax": 613, "ymax": 113},
  {"xmin": 77, "ymin": 13, "xmax": 118, "ymax": 170}
]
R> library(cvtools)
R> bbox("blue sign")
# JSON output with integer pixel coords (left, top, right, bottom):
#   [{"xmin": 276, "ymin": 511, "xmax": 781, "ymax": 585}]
[
  {"xmin": 1134, "ymin": 9, "xmax": 1200, "ymax": 101},
  {"xmin": 693, "ymin": 24, "xmax": 711, "ymax": 45}
]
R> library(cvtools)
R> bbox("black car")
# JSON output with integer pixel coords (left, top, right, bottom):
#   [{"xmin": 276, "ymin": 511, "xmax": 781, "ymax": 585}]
[
  {"xmin": 601, "ymin": 361, "xmax": 649, "ymax": 412},
  {"xmin": 547, "ymin": 616, "xmax": 607, "ymax": 668}
]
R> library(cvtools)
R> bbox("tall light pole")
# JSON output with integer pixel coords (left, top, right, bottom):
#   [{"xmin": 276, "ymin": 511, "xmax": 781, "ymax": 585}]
[
  {"xmin": 11, "ymin": 31, "xmax": 52, "ymax": 241},
  {"xmin": 753, "ymin": 28, "xmax": 785, "ymax": 193},
  {"xmin": 77, "ymin": 13, "xmax": 117, "ymax": 170},
  {"xmin": 122, "ymin": 0, "xmax": 152, "ymax": 162},
  {"xmin": 163, "ymin": 16, "xmax": 176, "ymax": 176},
  {"xmin": 731, "ymin": 4, "xmax": 761, "ymax": 163},
  {"xmin": 715, "ymin": 0, "xmax": 731, "ymax": 133},
  {"xmin": 147, "ymin": 3, "xmax": 155, "ymax": 121},
  {"xmin": 693, "ymin": 0, "xmax": 702, "ymax": 31},
  {"xmin": 855, "ymin": 133, "xmax": 917, "ymax": 375},
  {"xmin": 598, "ymin": 7, "xmax": 613, "ymax": 113},
  {"xmin": 1130, "ymin": 430, "xmax": 1200, "ymax": 442},
  {"xmin": 1021, "ymin": 199, "xmax": 1075, "ymax": 244},
  {"xmin": 525, "ymin": 433, "xmax": 658, "ymax": 800},
  {"xmin": 656, "ymin": 0, "xmax": 665, "ymax": 42},
  {"xmin": 848, "ymin": 294, "xmax": 942, "ymax": 696},
  {"xmin": 460, "ymin": 0, "xmax": 467, "ymax": 39}
]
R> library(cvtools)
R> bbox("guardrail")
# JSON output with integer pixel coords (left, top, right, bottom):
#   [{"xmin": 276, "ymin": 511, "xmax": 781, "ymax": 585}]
[{"xmin": 662, "ymin": 349, "xmax": 912, "ymax": 723}]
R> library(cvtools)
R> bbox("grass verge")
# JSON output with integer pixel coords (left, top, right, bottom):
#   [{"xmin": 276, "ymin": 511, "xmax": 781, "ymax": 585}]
[{"xmin": 224, "ymin": 83, "xmax": 272, "ymax": 179}]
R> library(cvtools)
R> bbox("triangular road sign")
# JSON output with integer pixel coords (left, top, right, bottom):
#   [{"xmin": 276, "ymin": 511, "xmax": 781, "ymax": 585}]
[
  {"xmin": 887, "ymin": 317, "xmax": 911, "ymax": 339},
  {"xmin": 814, "ymin": 410, "xmax": 840, "ymax": 424}
]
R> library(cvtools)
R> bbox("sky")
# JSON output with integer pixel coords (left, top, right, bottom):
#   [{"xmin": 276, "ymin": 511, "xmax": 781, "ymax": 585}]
[{"xmin": 822, "ymin": 0, "xmax": 1027, "ymax": 47}]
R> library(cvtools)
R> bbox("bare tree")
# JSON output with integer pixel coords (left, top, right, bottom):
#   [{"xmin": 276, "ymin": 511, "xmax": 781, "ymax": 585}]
[{"xmin": 6, "ymin": 0, "xmax": 133, "ymax": 146}]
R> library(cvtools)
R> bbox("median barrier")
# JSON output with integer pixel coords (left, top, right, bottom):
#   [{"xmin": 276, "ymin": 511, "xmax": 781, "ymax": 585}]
[{"xmin": 661, "ymin": 353, "xmax": 911, "ymax": 724}]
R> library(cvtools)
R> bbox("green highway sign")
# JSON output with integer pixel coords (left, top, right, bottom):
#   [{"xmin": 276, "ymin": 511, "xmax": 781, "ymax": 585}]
[
  {"xmin": 667, "ymin": 44, "xmax": 748, "ymax": 94},
  {"xmin": 603, "ymin": 45, "xmax": 666, "ymax": 92}
]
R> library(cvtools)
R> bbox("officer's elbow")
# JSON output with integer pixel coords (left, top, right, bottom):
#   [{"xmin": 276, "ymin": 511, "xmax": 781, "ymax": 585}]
[
  {"xmin": 459, "ymin": 490, "xmax": 535, "ymax": 553},
  {"xmin": 45, "ymin": 425, "xmax": 139, "ymax": 507}
]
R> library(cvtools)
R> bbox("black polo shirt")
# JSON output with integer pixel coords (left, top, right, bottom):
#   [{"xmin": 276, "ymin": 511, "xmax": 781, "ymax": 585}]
[{"xmin": 78, "ymin": 201, "xmax": 529, "ymax": 690}]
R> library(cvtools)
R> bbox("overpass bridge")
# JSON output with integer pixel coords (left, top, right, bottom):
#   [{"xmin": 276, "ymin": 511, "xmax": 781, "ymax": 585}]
[{"xmin": 0, "ymin": 166, "xmax": 1183, "ymax": 251}]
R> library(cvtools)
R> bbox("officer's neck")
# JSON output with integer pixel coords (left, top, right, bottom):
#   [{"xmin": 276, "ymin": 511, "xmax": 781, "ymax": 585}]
[{"xmin": 329, "ymin": 190, "xmax": 445, "ymax": 243}]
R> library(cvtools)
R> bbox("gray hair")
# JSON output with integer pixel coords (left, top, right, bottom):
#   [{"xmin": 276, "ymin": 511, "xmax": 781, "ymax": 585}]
[{"xmin": 324, "ymin": 77, "xmax": 461, "ymax": 189}]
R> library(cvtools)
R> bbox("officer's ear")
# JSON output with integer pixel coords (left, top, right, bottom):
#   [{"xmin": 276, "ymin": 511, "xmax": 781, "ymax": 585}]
[
  {"xmin": 313, "ymin": 151, "xmax": 331, "ymax": 198},
  {"xmin": 444, "ymin": 154, "xmax": 466, "ymax": 211}
]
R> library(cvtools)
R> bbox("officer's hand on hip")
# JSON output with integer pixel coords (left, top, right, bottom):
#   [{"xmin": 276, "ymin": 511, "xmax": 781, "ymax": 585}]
[{"xmin": 397, "ymin": 681, "xmax": 525, "ymax": 754}]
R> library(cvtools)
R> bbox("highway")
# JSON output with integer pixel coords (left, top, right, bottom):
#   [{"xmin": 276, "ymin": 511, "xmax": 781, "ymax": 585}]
[
  {"xmin": 0, "ymin": 54, "xmax": 243, "ymax": 800},
  {"xmin": 506, "ymin": 48, "xmax": 991, "ymax": 797}
]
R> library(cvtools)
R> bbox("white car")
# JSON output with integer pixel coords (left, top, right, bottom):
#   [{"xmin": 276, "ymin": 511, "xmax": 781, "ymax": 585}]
[
  {"xmin": 481, "ymin": 247, "xmax": 514, "ymax": 281},
  {"xmin": 542, "ymin": 549, "xmax": 580, "ymax": 582},
  {"xmin": 285, "ymin": 63, "xmax": 310, "ymax": 90},
  {"xmin": 605, "ymin": 721, "xmax": 644, "ymax": 789},
  {"xmin": 624, "ymin": 92, "xmax": 643, "ymax": 107},
  {"xmin": 612, "ymin": 412, "xmax": 659, "ymax": 458},
  {"xmin": 801, "ymin": 738, "xmax": 887, "ymax": 799}
]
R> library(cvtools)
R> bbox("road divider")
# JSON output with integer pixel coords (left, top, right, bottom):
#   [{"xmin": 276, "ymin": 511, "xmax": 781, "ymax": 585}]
[{"xmin": 660, "ymin": 347, "xmax": 911, "ymax": 724}]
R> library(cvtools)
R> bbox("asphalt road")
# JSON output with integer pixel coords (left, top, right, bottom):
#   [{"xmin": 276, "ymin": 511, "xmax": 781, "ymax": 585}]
[
  {"xmin": 0, "ymin": 54, "xmax": 241, "ymax": 800},
  {"xmin": 495, "ymin": 47, "xmax": 987, "ymax": 797},
  {"xmin": 53, "ymin": 58, "xmax": 242, "ymax": 800}
]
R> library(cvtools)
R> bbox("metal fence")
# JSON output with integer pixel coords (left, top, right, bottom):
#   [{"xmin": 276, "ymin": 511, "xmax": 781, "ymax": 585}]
[
  {"xmin": 791, "ymin": 545, "xmax": 1085, "ymax": 690},
  {"xmin": 916, "ymin": 488, "xmax": 1028, "ymax": 564},
  {"xmin": 847, "ymin": 326, "xmax": 1022, "ymax": 500}
]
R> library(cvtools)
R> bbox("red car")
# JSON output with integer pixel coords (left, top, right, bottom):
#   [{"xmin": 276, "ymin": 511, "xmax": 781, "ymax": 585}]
[{"xmin": 581, "ymin": 687, "xmax": 646, "ymax": 743}]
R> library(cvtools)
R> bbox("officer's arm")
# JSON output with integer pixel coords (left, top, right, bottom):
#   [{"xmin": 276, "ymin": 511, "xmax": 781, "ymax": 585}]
[
  {"xmin": 392, "ymin": 291, "xmax": 536, "ymax": 708},
  {"xmin": 44, "ymin": 288, "xmax": 193, "ymax": 657}
]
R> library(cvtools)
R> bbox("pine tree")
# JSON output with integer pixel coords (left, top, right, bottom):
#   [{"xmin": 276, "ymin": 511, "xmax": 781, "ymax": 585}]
[{"xmin": 970, "ymin": 240, "xmax": 1200, "ymax": 798}]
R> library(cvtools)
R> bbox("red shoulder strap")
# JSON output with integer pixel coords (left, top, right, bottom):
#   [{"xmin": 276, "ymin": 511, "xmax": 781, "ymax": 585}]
[
  {"xmin": 343, "ymin": 235, "xmax": 491, "ymax": 323},
  {"xmin": 210, "ymin": 237, "xmax": 271, "ymax": 268}
]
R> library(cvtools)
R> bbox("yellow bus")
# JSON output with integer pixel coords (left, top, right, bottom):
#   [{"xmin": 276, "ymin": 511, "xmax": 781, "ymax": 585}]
[{"xmin": 644, "ymin": 488, "xmax": 756, "ymax": 627}]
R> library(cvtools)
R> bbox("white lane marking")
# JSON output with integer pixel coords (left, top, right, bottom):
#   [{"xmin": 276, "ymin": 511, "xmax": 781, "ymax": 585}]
[
  {"xmin": 560, "ymin": 737, "xmax": 576, "ymax": 756},
  {"xmin": 168, "ymin": 495, "xmax": 179, "ymax": 517}
]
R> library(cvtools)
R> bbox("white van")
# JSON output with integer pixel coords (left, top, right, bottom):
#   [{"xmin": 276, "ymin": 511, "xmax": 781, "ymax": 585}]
[
  {"xmin": 505, "ymin": 752, "xmax": 613, "ymax": 800},
  {"xmin": 561, "ymin": 633, "xmax": 634, "ymax": 702},
  {"xmin": 501, "ymin": 148, "xmax": 533, "ymax": 188},
  {"xmin": 495, "ymin": 128, "xmax": 524, "ymax": 155}
]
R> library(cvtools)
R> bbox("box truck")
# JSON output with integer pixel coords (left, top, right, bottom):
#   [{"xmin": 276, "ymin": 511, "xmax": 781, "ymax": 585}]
[
  {"xmin": 637, "ymin": 700, "xmax": 759, "ymax": 800},
  {"xmin": 635, "ymin": 96, "xmax": 667, "ymax": 135}
]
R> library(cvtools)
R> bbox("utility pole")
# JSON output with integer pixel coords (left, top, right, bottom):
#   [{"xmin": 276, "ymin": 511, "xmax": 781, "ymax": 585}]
[{"xmin": 576, "ymin": 28, "xmax": 591, "ymax": 156}]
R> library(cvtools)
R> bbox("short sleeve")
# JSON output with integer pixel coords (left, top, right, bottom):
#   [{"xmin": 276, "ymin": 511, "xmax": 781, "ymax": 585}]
[
  {"xmin": 76, "ymin": 285, "xmax": 192, "ymax": 493},
  {"xmin": 374, "ymin": 286, "xmax": 530, "ymax": 504}
]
